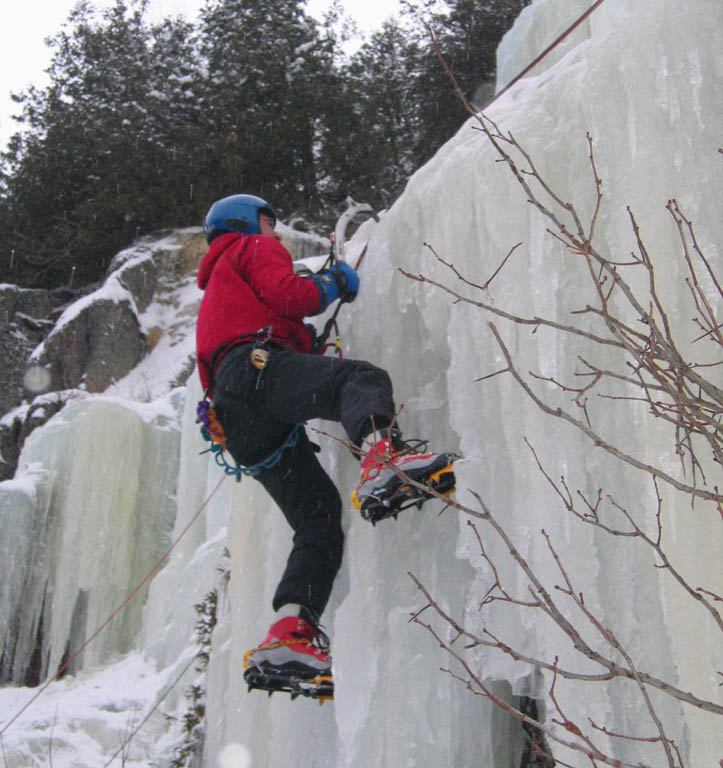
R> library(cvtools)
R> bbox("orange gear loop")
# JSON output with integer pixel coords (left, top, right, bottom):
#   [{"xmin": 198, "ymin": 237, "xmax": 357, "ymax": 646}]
[{"xmin": 205, "ymin": 406, "xmax": 228, "ymax": 450}]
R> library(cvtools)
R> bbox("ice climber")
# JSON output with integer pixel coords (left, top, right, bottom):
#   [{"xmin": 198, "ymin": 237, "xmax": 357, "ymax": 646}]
[{"xmin": 195, "ymin": 193, "xmax": 456, "ymax": 697}]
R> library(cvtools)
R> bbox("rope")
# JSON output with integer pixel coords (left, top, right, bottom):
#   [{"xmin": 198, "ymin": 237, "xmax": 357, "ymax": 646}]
[
  {"xmin": 102, "ymin": 651, "xmax": 199, "ymax": 767},
  {"xmin": 0, "ymin": 474, "xmax": 227, "ymax": 739},
  {"xmin": 200, "ymin": 421, "xmax": 304, "ymax": 479},
  {"xmin": 482, "ymin": 0, "xmax": 607, "ymax": 111}
]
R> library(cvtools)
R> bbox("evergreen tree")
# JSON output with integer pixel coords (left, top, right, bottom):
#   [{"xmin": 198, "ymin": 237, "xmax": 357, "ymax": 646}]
[
  {"xmin": 196, "ymin": 0, "xmax": 336, "ymax": 221},
  {"xmin": 0, "ymin": 0, "xmax": 530, "ymax": 289},
  {"xmin": 1, "ymin": 0, "xmax": 157, "ymax": 287},
  {"xmin": 318, "ymin": 20, "xmax": 420, "ymax": 211},
  {"xmin": 143, "ymin": 15, "xmax": 205, "ymax": 227},
  {"xmin": 319, "ymin": 0, "xmax": 529, "ymax": 214},
  {"xmin": 403, "ymin": 0, "xmax": 531, "ymax": 164}
]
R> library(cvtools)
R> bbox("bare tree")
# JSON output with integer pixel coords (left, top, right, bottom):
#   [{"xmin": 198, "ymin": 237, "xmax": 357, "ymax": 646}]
[{"xmin": 395, "ymin": 38, "xmax": 721, "ymax": 768}]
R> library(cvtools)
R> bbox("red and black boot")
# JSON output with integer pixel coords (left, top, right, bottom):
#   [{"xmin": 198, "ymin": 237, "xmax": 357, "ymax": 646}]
[
  {"xmin": 351, "ymin": 429, "xmax": 457, "ymax": 524},
  {"xmin": 243, "ymin": 610, "xmax": 333, "ymax": 701}
]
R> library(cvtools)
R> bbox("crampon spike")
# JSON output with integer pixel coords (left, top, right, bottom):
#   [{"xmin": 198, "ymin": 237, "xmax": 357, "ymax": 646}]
[
  {"xmin": 243, "ymin": 667, "xmax": 334, "ymax": 702},
  {"xmin": 359, "ymin": 454, "xmax": 459, "ymax": 524}
]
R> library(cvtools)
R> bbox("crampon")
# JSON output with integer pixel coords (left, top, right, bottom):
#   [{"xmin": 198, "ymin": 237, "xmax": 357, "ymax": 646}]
[
  {"xmin": 355, "ymin": 453, "xmax": 458, "ymax": 525},
  {"xmin": 243, "ymin": 665, "xmax": 334, "ymax": 704}
]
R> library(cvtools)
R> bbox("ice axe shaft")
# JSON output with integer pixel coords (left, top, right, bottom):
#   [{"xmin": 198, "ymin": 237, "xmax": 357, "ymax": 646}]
[
  {"xmin": 317, "ymin": 240, "xmax": 369, "ymax": 350},
  {"xmin": 316, "ymin": 196, "xmax": 377, "ymax": 350}
]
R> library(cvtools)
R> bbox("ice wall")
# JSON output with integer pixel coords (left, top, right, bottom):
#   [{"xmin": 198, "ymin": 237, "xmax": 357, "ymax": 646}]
[
  {"xmin": 201, "ymin": 1, "xmax": 721, "ymax": 766},
  {"xmin": 0, "ymin": 393, "xmax": 182, "ymax": 683}
]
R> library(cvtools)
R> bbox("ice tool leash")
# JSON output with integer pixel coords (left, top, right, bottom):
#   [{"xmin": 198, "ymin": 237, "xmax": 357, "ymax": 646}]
[{"xmin": 315, "ymin": 238, "xmax": 369, "ymax": 356}]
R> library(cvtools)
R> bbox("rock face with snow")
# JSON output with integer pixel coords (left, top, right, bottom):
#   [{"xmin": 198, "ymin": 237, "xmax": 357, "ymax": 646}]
[
  {"xmin": 0, "ymin": 285, "xmax": 64, "ymax": 416},
  {"xmin": 0, "ymin": 230, "xmax": 208, "ymax": 481},
  {"xmin": 34, "ymin": 295, "xmax": 148, "ymax": 391},
  {"xmin": 0, "ymin": 2, "xmax": 720, "ymax": 767},
  {"xmin": 30, "ymin": 230, "xmax": 208, "ymax": 394},
  {"xmin": 0, "ymin": 285, "xmax": 88, "ymax": 481}
]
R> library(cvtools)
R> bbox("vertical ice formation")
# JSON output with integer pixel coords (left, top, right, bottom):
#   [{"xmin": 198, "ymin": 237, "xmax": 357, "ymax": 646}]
[
  {"xmin": 0, "ymin": 393, "xmax": 182, "ymax": 684},
  {"xmin": 202, "ymin": 1, "xmax": 721, "ymax": 766}
]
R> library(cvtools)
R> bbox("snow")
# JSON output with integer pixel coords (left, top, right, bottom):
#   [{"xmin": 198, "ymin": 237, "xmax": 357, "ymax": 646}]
[
  {"xmin": 0, "ymin": 391, "xmax": 87, "ymax": 428},
  {"xmin": 107, "ymin": 273, "xmax": 201, "ymax": 402},
  {"xmin": 0, "ymin": 652, "xmax": 196, "ymax": 767},
  {"xmin": 1, "ymin": 1, "xmax": 721, "ymax": 766},
  {"xmin": 29, "ymin": 277, "xmax": 137, "ymax": 361}
]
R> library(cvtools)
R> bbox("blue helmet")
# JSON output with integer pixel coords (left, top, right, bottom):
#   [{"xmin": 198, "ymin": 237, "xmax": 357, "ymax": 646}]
[{"xmin": 203, "ymin": 194, "xmax": 277, "ymax": 243}]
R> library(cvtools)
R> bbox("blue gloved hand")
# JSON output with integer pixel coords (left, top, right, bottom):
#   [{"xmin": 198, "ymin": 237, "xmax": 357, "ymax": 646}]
[
  {"xmin": 304, "ymin": 323, "xmax": 322, "ymax": 353},
  {"xmin": 338, "ymin": 262, "xmax": 360, "ymax": 300},
  {"xmin": 312, "ymin": 262, "xmax": 360, "ymax": 312}
]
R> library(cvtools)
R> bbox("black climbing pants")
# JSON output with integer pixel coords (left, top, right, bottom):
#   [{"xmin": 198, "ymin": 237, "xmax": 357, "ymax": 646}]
[{"xmin": 212, "ymin": 343, "xmax": 395, "ymax": 618}]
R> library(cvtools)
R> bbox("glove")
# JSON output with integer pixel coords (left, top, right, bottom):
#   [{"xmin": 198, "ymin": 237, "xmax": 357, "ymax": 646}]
[
  {"xmin": 336, "ymin": 262, "xmax": 360, "ymax": 301},
  {"xmin": 312, "ymin": 262, "xmax": 360, "ymax": 312},
  {"xmin": 304, "ymin": 323, "xmax": 322, "ymax": 353}
]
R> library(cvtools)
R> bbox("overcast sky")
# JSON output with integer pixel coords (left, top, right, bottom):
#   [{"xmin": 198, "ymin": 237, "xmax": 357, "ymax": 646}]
[{"xmin": 0, "ymin": 0, "xmax": 401, "ymax": 150}]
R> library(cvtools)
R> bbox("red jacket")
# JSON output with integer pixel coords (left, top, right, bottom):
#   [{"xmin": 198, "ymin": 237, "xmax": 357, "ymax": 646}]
[{"xmin": 196, "ymin": 232, "xmax": 321, "ymax": 391}]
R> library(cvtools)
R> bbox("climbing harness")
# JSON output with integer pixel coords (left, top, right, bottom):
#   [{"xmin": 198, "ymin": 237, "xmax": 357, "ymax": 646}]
[
  {"xmin": 196, "ymin": 401, "xmax": 304, "ymax": 482},
  {"xmin": 207, "ymin": 325, "xmax": 273, "ymax": 379},
  {"xmin": 197, "ymin": 326, "xmax": 305, "ymax": 481}
]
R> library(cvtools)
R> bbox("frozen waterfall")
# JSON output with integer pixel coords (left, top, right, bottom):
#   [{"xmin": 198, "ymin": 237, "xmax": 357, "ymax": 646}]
[{"xmin": 0, "ymin": 0, "xmax": 720, "ymax": 766}]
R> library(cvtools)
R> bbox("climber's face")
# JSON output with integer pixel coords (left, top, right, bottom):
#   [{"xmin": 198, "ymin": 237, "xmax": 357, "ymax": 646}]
[{"xmin": 259, "ymin": 213, "xmax": 281, "ymax": 241}]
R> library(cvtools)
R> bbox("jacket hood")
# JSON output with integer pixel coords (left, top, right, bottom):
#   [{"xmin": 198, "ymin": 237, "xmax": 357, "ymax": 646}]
[{"xmin": 197, "ymin": 233, "xmax": 241, "ymax": 290}]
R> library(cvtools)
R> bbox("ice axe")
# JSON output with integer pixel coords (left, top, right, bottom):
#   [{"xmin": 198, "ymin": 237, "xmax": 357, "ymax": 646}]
[
  {"xmin": 317, "ymin": 197, "xmax": 379, "ymax": 353},
  {"xmin": 333, "ymin": 197, "xmax": 378, "ymax": 262}
]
